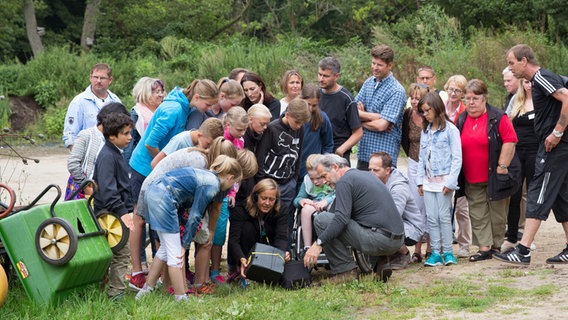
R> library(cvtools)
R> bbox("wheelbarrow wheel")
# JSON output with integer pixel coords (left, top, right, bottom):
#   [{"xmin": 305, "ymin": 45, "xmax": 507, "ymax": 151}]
[
  {"xmin": 35, "ymin": 217, "xmax": 78, "ymax": 265},
  {"xmin": 96, "ymin": 210, "xmax": 129, "ymax": 254},
  {"xmin": 0, "ymin": 183, "xmax": 16, "ymax": 219}
]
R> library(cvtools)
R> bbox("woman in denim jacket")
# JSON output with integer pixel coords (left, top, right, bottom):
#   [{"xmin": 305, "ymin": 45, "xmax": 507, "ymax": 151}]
[{"xmin": 417, "ymin": 92, "xmax": 462, "ymax": 267}]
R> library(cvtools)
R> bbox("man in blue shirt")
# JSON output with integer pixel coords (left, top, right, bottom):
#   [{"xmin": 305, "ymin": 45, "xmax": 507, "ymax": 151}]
[
  {"xmin": 356, "ymin": 45, "xmax": 406, "ymax": 169},
  {"xmin": 62, "ymin": 63, "xmax": 121, "ymax": 150}
]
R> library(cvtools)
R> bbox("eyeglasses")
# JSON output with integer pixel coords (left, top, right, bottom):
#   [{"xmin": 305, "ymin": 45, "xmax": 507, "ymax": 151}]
[
  {"xmin": 418, "ymin": 76, "xmax": 433, "ymax": 81},
  {"xmin": 465, "ymin": 96, "xmax": 483, "ymax": 103},
  {"xmin": 152, "ymin": 90, "xmax": 165, "ymax": 95},
  {"xmin": 447, "ymin": 88, "xmax": 463, "ymax": 95},
  {"xmin": 91, "ymin": 76, "xmax": 110, "ymax": 81},
  {"xmin": 421, "ymin": 107, "xmax": 431, "ymax": 115}
]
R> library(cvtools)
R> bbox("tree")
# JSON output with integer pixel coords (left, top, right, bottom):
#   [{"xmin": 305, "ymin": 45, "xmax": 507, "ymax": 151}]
[
  {"xmin": 23, "ymin": 0, "xmax": 43, "ymax": 57},
  {"xmin": 81, "ymin": 0, "xmax": 101, "ymax": 51}
]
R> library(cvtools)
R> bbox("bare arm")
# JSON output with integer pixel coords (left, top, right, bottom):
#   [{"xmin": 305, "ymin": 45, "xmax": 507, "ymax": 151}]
[
  {"xmin": 151, "ymin": 151, "xmax": 167, "ymax": 169},
  {"xmin": 336, "ymin": 127, "xmax": 363, "ymax": 157},
  {"xmin": 496, "ymin": 142, "xmax": 516, "ymax": 175},
  {"xmin": 361, "ymin": 119, "xmax": 393, "ymax": 132},
  {"xmin": 545, "ymin": 88, "xmax": 568, "ymax": 152},
  {"xmin": 146, "ymin": 144, "xmax": 160, "ymax": 158}
]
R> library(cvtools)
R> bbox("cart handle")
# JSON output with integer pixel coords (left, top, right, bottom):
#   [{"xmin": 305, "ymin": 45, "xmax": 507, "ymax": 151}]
[
  {"xmin": 0, "ymin": 184, "xmax": 16, "ymax": 219},
  {"xmin": 15, "ymin": 184, "xmax": 61, "ymax": 215}
]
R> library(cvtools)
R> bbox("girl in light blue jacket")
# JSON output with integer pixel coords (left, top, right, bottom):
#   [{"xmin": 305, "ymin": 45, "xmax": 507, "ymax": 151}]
[{"xmin": 417, "ymin": 92, "xmax": 462, "ymax": 267}]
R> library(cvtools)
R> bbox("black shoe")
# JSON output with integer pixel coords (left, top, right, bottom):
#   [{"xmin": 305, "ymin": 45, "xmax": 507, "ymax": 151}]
[
  {"xmin": 373, "ymin": 256, "xmax": 391, "ymax": 282},
  {"xmin": 494, "ymin": 247, "xmax": 531, "ymax": 265},
  {"xmin": 469, "ymin": 250, "xmax": 492, "ymax": 262},
  {"xmin": 546, "ymin": 248, "xmax": 568, "ymax": 264}
]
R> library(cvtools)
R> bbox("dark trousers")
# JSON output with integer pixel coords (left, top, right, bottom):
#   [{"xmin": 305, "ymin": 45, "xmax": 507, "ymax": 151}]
[{"xmin": 506, "ymin": 147, "xmax": 536, "ymax": 242}]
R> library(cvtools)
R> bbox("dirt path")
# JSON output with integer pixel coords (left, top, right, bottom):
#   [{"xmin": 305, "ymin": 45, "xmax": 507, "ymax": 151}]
[{"xmin": 2, "ymin": 148, "xmax": 567, "ymax": 318}]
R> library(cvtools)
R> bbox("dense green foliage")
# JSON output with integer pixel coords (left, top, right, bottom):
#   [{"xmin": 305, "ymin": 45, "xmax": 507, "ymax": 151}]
[{"xmin": 1, "ymin": 4, "xmax": 568, "ymax": 135}]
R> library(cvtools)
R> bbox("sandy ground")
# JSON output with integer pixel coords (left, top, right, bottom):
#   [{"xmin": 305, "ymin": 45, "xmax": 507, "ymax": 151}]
[{"xmin": 2, "ymin": 147, "xmax": 568, "ymax": 319}]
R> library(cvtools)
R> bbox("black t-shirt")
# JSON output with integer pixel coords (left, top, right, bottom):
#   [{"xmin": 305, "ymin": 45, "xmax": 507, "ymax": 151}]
[
  {"xmin": 531, "ymin": 68, "xmax": 566, "ymax": 142},
  {"xmin": 319, "ymin": 87, "xmax": 361, "ymax": 151}
]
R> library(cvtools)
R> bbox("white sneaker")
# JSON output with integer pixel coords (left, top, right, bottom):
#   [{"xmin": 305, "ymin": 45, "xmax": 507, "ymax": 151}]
[
  {"xmin": 457, "ymin": 247, "xmax": 470, "ymax": 258},
  {"xmin": 135, "ymin": 284, "xmax": 154, "ymax": 300}
]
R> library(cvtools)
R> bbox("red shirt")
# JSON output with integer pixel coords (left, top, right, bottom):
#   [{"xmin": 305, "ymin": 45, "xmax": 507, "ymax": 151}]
[{"xmin": 461, "ymin": 112, "xmax": 518, "ymax": 184}]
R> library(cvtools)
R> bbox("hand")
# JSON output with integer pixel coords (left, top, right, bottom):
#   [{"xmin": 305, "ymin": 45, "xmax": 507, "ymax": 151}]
[
  {"xmin": 357, "ymin": 101, "xmax": 365, "ymax": 111},
  {"xmin": 303, "ymin": 243, "xmax": 322, "ymax": 268},
  {"xmin": 417, "ymin": 185, "xmax": 423, "ymax": 196},
  {"xmin": 313, "ymin": 200, "xmax": 327, "ymax": 211},
  {"xmin": 228, "ymin": 196, "xmax": 236, "ymax": 208},
  {"xmin": 300, "ymin": 199, "xmax": 313, "ymax": 207},
  {"xmin": 176, "ymin": 247, "xmax": 186, "ymax": 267},
  {"xmin": 442, "ymin": 186, "xmax": 452, "ymax": 195},
  {"xmin": 335, "ymin": 146, "xmax": 346, "ymax": 158},
  {"xmin": 496, "ymin": 166, "xmax": 509, "ymax": 175},
  {"xmin": 84, "ymin": 185, "xmax": 93, "ymax": 196},
  {"xmin": 240, "ymin": 258, "xmax": 248, "ymax": 278},
  {"xmin": 259, "ymin": 90, "xmax": 265, "ymax": 104},
  {"xmin": 545, "ymin": 133, "xmax": 560, "ymax": 152},
  {"xmin": 285, "ymin": 251, "xmax": 291, "ymax": 262},
  {"xmin": 121, "ymin": 213, "xmax": 134, "ymax": 231}
]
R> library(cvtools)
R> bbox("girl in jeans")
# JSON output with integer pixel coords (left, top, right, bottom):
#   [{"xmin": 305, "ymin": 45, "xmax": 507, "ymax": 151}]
[{"xmin": 417, "ymin": 92, "xmax": 462, "ymax": 267}]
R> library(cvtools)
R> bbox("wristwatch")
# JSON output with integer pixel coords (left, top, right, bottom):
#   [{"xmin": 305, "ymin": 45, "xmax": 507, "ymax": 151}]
[
  {"xmin": 553, "ymin": 129, "xmax": 564, "ymax": 138},
  {"xmin": 316, "ymin": 238, "xmax": 323, "ymax": 246},
  {"xmin": 498, "ymin": 164, "xmax": 508, "ymax": 169}
]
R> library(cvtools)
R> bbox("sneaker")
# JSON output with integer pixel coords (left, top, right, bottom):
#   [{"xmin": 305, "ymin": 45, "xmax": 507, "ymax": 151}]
[
  {"xmin": 129, "ymin": 273, "xmax": 146, "ymax": 291},
  {"xmin": 501, "ymin": 240, "xmax": 517, "ymax": 253},
  {"xmin": 424, "ymin": 252, "xmax": 443, "ymax": 267},
  {"xmin": 410, "ymin": 252, "xmax": 422, "ymax": 263},
  {"xmin": 494, "ymin": 247, "xmax": 531, "ymax": 265},
  {"xmin": 443, "ymin": 252, "xmax": 457, "ymax": 265},
  {"xmin": 210, "ymin": 273, "xmax": 226, "ymax": 285},
  {"xmin": 226, "ymin": 271, "xmax": 241, "ymax": 283},
  {"xmin": 239, "ymin": 277, "xmax": 250, "ymax": 289},
  {"xmin": 546, "ymin": 248, "xmax": 568, "ymax": 264},
  {"xmin": 135, "ymin": 285, "xmax": 154, "ymax": 300},
  {"xmin": 195, "ymin": 282, "xmax": 216, "ymax": 295},
  {"xmin": 469, "ymin": 250, "xmax": 492, "ymax": 262},
  {"xmin": 386, "ymin": 251, "xmax": 410, "ymax": 270},
  {"xmin": 457, "ymin": 246, "xmax": 470, "ymax": 258},
  {"xmin": 109, "ymin": 291, "xmax": 125, "ymax": 302}
]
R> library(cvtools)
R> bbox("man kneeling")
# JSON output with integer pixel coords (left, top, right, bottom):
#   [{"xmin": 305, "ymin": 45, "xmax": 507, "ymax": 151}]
[{"xmin": 303, "ymin": 154, "xmax": 404, "ymax": 282}]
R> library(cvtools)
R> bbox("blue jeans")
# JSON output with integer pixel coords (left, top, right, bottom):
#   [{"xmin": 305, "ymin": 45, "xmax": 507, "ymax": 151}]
[{"xmin": 424, "ymin": 191, "xmax": 454, "ymax": 254}]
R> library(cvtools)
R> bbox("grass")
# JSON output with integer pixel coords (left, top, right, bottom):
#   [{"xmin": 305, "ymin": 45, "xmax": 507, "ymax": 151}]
[{"xmin": 0, "ymin": 261, "xmax": 560, "ymax": 320}]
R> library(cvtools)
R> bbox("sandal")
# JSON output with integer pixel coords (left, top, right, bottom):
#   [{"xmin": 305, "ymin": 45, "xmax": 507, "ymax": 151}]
[
  {"xmin": 410, "ymin": 252, "xmax": 422, "ymax": 263},
  {"xmin": 469, "ymin": 250, "xmax": 492, "ymax": 262}
]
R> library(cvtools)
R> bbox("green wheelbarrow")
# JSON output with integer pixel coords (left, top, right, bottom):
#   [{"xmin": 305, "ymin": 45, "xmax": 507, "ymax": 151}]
[{"xmin": 0, "ymin": 180, "xmax": 128, "ymax": 305}]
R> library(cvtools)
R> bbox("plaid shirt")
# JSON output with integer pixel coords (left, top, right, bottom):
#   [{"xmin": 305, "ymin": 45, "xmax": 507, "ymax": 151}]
[{"xmin": 355, "ymin": 73, "xmax": 406, "ymax": 165}]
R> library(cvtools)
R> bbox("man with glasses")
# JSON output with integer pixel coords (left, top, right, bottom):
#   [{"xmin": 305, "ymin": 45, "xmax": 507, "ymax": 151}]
[{"xmin": 63, "ymin": 63, "xmax": 121, "ymax": 150}]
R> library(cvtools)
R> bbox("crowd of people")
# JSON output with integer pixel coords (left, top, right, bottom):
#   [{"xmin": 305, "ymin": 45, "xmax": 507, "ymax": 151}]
[{"xmin": 62, "ymin": 43, "xmax": 568, "ymax": 301}]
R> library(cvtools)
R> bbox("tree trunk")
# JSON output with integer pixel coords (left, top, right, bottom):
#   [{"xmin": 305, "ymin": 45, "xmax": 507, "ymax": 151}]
[
  {"xmin": 81, "ymin": 0, "xmax": 102, "ymax": 51},
  {"xmin": 23, "ymin": 0, "xmax": 43, "ymax": 57}
]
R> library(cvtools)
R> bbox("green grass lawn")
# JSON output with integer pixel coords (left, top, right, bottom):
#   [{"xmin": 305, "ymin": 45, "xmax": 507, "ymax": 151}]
[{"xmin": 1, "ymin": 264, "xmax": 556, "ymax": 320}]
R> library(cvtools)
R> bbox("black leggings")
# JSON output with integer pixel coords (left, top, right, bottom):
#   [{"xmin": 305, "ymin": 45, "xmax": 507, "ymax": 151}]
[{"xmin": 506, "ymin": 147, "xmax": 536, "ymax": 242}]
